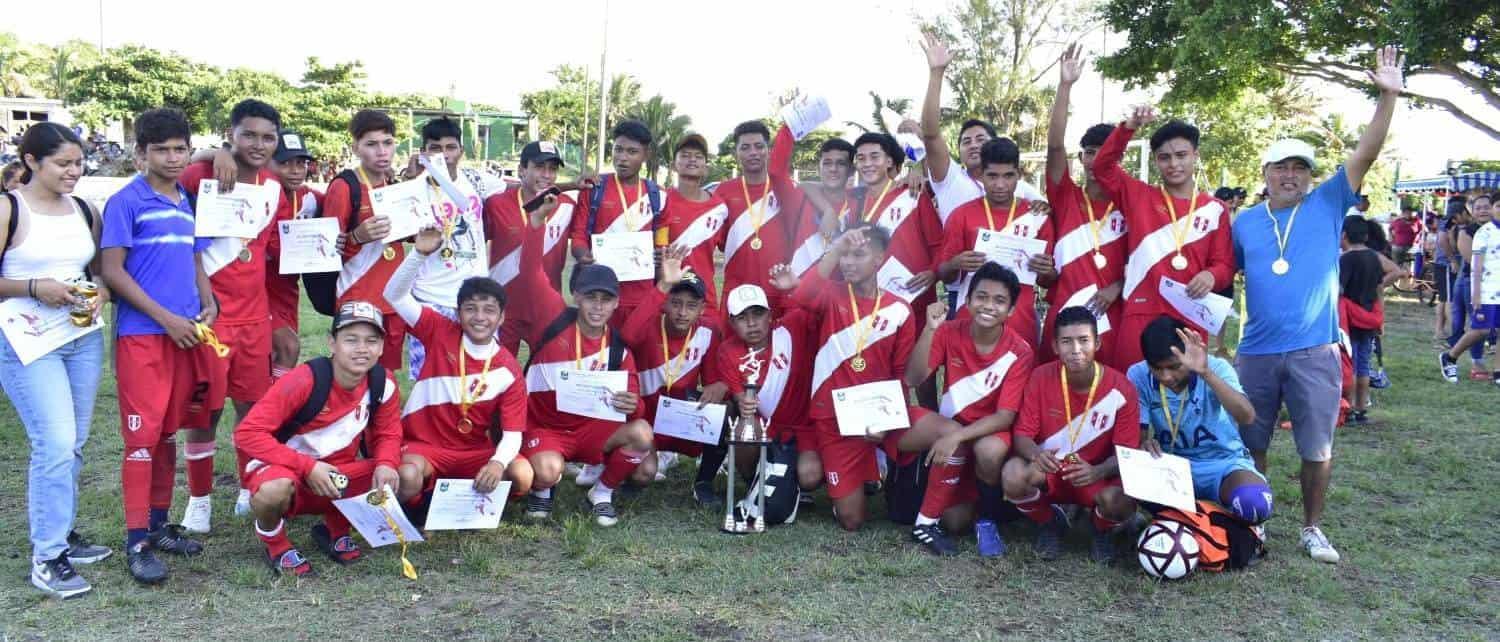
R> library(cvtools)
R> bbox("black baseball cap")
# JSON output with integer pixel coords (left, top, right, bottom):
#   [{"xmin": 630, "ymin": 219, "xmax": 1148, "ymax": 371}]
[
  {"xmin": 331, "ymin": 301, "xmax": 385, "ymax": 335},
  {"xmin": 520, "ymin": 141, "xmax": 565, "ymax": 167},
  {"xmin": 572, "ymin": 264, "xmax": 619, "ymax": 298},
  {"xmin": 668, "ymin": 269, "xmax": 707, "ymax": 299},
  {"xmin": 273, "ymin": 130, "xmax": 314, "ymax": 163}
]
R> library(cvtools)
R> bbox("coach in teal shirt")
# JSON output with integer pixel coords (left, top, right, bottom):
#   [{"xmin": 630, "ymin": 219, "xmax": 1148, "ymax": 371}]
[{"xmin": 1228, "ymin": 44, "xmax": 1404, "ymax": 566}]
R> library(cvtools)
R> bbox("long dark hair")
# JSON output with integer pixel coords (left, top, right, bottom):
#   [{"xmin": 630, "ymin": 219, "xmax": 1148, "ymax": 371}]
[{"xmin": 18, "ymin": 122, "xmax": 84, "ymax": 184}]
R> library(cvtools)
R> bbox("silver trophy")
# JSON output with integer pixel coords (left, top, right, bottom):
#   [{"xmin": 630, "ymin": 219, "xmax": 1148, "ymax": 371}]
[{"xmin": 722, "ymin": 348, "xmax": 771, "ymax": 534}]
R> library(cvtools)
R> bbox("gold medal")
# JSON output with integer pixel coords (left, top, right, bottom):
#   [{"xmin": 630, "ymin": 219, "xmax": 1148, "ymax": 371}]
[
  {"xmin": 440, "ymin": 247, "xmax": 454, "ymax": 259},
  {"xmin": 367, "ymin": 488, "xmax": 389, "ymax": 506},
  {"xmin": 1064, "ymin": 453, "xmax": 1082, "ymax": 466},
  {"xmin": 851, "ymin": 356, "xmax": 867, "ymax": 372},
  {"xmin": 1271, "ymin": 258, "xmax": 1290, "ymax": 275},
  {"xmin": 1171, "ymin": 254, "xmax": 1188, "ymax": 271},
  {"xmin": 1093, "ymin": 253, "xmax": 1107, "ymax": 269},
  {"xmin": 456, "ymin": 418, "xmax": 473, "ymax": 434},
  {"xmin": 382, "ymin": 245, "xmax": 396, "ymax": 261},
  {"xmin": 750, "ymin": 237, "xmax": 763, "ymax": 251},
  {"xmin": 238, "ymin": 247, "xmax": 252, "ymax": 263}
]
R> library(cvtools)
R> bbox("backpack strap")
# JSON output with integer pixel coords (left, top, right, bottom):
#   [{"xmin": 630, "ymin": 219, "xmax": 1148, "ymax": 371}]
[
  {"xmin": 587, "ymin": 183, "xmax": 605, "ymax": 236},
  {"xmin": 1, "ymin": 192, "xmax": 17, "ymax": 266},
  {"xmin": 71, "ymin": 196, "xmax": 96, "ymax": 280},
  {"xmin": 335, "ymin": 170, "xmax": 363, "ymax": 232},
  {"xmin": 607, "ymin": 327, "xmax": 626, "ymax": 370},
  {"xmin": 275, "ymin": 358, "xmax": 334, "ymax": 444},
  {"xmin": 527, "ymin": 308, "xmax": 581, "ymax": 370},
  {"xmin": 586, "ymin": 177, "xmax": 664, "ymax": 235},
  {"xmin": 365, "ymin": 364, "xmax": 387, "ymax": 424}
]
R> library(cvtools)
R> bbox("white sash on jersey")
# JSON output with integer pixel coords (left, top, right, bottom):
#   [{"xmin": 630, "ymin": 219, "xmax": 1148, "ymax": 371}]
[
  {"xmin": 638, "ymin": 327, "xmax": 713, "ymax": 394},
  {"xmin": 754, "ymin": 327, "xmax": 795, "ymax": 419},
  {"xmin": 403, "ymin": 367, "xmax": 518, "ymax": 417},
  {"xmin": 789, "ymin": 231, "xmax": 827, "ymax": 277},
  {"xmin": 1121, "ymin": 200, "xmax": 1224, "ymax": 300},
  {"xmin": 866, "ymin": 191, "xmax": 919, "ymax": 237},
  {"xmin": 490, "ymin": 246, "xmax": 521, "ymax": 286},
  {"xmin": 810, "ymin": 302, "xmax": 912, "ymax": 395},
  {"xmin": 246, "ymin": 378, "xmax": 395, "ymax": 474},
  {"xmin": 723, "ymin": 187, "xmax": 782, "ymax": 264},
  {"xmin": 1053, "ymin": 210, "xmax": 1125, "ymax": 270},
  {"xmin": 524, "ymin": 346, "xmax": 611, "ymax": 393},
  {"xmin": 202, "ymin": 214, "xmax": 277, "ymax": 277},
  {"xmin": 670, "ymin": 202, "xmax": 728, "ymax": 254},
  {"xmin": 337, "ymin": 241, "xmax": 385, "ymax": 297},
  {"xmin": 1037, "ymin": 388, "xmax": 1127, "ymax": 457},
  {"xmin": 939, "ymin": 352, "xmax": 1019, "ymax": 419},
  {"xmin": 543, "ymin": 193, "xmax": 578, "ymax": 257},
  {"xmin": 956, "ymin": 211, "xmax": 1050, "ymax": 306}
]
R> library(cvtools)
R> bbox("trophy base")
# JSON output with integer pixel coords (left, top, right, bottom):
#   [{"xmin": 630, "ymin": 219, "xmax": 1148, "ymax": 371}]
[{"xmin": 719, "ymin": 508, "xmax": 767, "ymax": 535}]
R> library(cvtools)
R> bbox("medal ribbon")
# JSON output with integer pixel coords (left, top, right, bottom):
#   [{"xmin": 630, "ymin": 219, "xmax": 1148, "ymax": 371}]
[
  {"xmin": 194, "ymin": 322, "xmax": 231, "ymax": 358},
  {"xmin": 514, "ymin": 188, "xmax": 530, "ymax": 227},
  {"xmin": 574, "ymin": 324, "xmax": 607, "ymax": 370},
  {"xmin": 740, "ymin": 178, "xmax": 773, "ymax": 245},
  {"xmin": 983, "ymin": 194, "xmax": 1020, "ymax": 232},
  {"xmin": 659, "ymin": 317, "xmax": 693, "ymax": 390},
  {"xmin": 1081, "ymin": 189, "xmax": 1113, "ymax": 259},
  {"xmin": 614, "ymin": 175, "xmax": 645, "ymax": 230},
  {"xmin": 860, "ymin": 179, "xmax": 896, "ymax": 223},
  {"xmin": 1267, "ymin": 201, "xmax": 1302, "ymax": 268},
  {"xmin": 367, "ymin": 489, "xmax": 417, "ymax": 580},
  {"xmin": 846, "ymin": 284, "xmax": 883, "ymax": 368},
  {"xmin": 1159, "ymin": 186, "xmax": 1203, "ymax": 260},
  {"xmin": 1157, "ymin": 379, "xmax": 1192, "ymax": 449},
  {"xmin": 457, "ymin": 336, "xmax": 495, "ymax": 422},
  {"xmin": 1060, "ymin": 363, "xmax": 1101, "ymax": 455}
]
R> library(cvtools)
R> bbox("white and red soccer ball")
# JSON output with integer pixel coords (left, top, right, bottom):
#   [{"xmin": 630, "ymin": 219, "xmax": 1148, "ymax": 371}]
[{"xmin": 1136, "ymin": 519, "xmax": 1200, "ymax": 580}]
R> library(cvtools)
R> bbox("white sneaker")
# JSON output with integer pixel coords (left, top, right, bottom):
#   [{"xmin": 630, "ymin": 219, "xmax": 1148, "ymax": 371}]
[
  {"xmin": 180, "ymin": 495, "xmax": 213, "ymax": 534},
  {"xmin": 1300, "ymin": 526, "xmax": 1340, "ymax": 563},
  {"xmin": 655, "ymin": 451, "xmax": 678, "ymax": 481},
  {"xmin": 233, "ymin": 488, "xmax": 252, "ymax": 517},
  {"xmin": 574, "ymin": 464, "xmax": 604, "ymax": 487}
]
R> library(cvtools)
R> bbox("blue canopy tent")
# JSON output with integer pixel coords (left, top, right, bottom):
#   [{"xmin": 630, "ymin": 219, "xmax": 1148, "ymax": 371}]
[{"xmin": 1393, "ymin": 171, "xmax": 1500, "ymax": 195}]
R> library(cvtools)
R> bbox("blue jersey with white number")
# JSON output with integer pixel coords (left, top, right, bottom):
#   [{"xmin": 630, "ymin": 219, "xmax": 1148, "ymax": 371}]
[{"xmin": 1128, "ymin": 356, "xmax": 1250, "ymax": 462}]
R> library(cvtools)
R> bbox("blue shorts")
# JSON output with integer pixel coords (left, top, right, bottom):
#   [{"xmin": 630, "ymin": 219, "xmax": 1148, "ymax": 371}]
[
  {"xmin": 1352, "ymin": 335, "xmax": 1377, "ymax": 378},
  {"xmin": 1188, "ymin": 456, "xmax": 1262, "ymax": 502},
  {"xmin": 1472, "ymin": 304, "xmax": 1500, "ymax": 331}
]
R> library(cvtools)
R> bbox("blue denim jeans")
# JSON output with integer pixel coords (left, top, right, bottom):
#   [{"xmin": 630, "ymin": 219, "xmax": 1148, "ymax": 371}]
[
  {"xmin": 0, "ymin": 330, "xmax": 105, "ymax": 562},
  {"xmin": 1448, "ymin": 276, "xmax": 1484, "ymax": 361}
]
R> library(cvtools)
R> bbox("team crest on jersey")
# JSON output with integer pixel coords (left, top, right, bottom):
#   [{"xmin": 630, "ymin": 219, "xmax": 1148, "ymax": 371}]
[
  {"xmin": 469, "ymin": 377, "xmax": 489, "ymax": 398},
  {"xmin": 772, "ymin": 353, "xmax": 789, "ymax": 370},
  {"xmin": 826, "ymin": 471, "xmax": 840, "ymax": 486},
  {"xmin": 127, "ymin": 414, "xmax": 141, "ymax": 432},
  {"xmin": 355, "ymin": 403, "xmax": 368, "ymax": 423},
  {"xmin": 527, "ymin": 438, "xmax": 540, "ymax": 448},
  {"xmin": 984, "ymin": 371, "xmax": 1001, "ymax": 388}
]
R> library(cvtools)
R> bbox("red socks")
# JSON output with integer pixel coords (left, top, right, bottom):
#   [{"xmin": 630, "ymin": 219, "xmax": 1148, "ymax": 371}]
[
  {"xmin": 185, "ymin": 441, "xmax": 215, "ymax": 497},
  {"xmin": 1012, "ymin": 489, "xmax": 1054, "ymax": 524},
  {"xmin": 917, "ymin": 448, "xmax": 971, "ymax": 523},
  {"xmin": 599, "ymin": 448, "xmax": 647, "ymax": 489}
]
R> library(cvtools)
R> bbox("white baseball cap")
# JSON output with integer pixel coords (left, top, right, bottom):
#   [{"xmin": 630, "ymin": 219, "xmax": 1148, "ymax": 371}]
[
  {"xmin": 726, "ymin": 284, "xmax": 770, "ymax": 316},
  {"xmin": 1262, "ymin": 139, "xmax": 1317, "ymax": 170}
]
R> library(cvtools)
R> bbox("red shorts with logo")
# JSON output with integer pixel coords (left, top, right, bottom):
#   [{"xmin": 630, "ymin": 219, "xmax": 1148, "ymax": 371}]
[
  {"xmin": 402, "ymin": 441, "xmax": 494, "ymax": 481},
  {"xmin": 200, "ymin": 321, "xmax": 272, "ymax": 410},
  {"xmin": 244, "ymin": 460, "xmax": 375, "ymax": 518},
  {"xmin": 116, "ymin": 335, "xmax": 220, "ymax": 448},
  {"xmin": 813, "ymin": 417, "xmax": 916, "ymax": 500},
  {"xmin": 1038, "ymin": 471, "xmax": 1122, "ymax": 509},
  {"xmin": 521, "ymin": 421, "xmax": 621, "ymax": 465},
  {"xmin": 268, "ymin": 274, "xmax": 300, "ymax": 333}
]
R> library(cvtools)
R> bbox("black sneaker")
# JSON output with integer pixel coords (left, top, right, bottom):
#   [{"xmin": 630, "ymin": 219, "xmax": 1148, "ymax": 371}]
[
  {"xmin": 265, "ymin": 546, "xmax": 315, "ymax": 577},
  {"xmin": 147, "ymin": 524, "xmax": 203, "ymax": 556},
  {"xmin": 1035, "ymin": 505, "xmax": 1069, "ymax": 561},
  {"xmin": 66, "ymin": 531, "xmax": 112, "ymax": 564},
  {"xmin": 310, "ymin": 523, "xmax": 362, "ymax": 565},
  {"xmin": 1439, "ymin": 352, "xmax": 1459, "ymax": 383},
  {"xmin": 589, "ymin": 499, "xmax": 619, "ymax": 527},
  {"xmin": 910, "ymin": 523, "xmax": 958, "ymax": 556},
  {"xmin": 125, "ymin": 540, "xmax": 168, "ymax": 585},
  {"xmin": 1089, "ymin": 521, "xmax": 1117, "ymax": 564},
  {"xmin": 31, "ymin": 554, "xmax": 91, "ymax": 598},
  {"xmin": 524, "ymin": 493, "xmax": 554, "ymax": 520},
  {"xmin": 692, "ymin": 481, "xmax": 723, "ymax": 508}
]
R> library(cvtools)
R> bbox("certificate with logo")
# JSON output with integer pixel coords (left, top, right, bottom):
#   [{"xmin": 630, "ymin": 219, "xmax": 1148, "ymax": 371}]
[
  {"xmin": 832, "ymin": 379, "xmax": 911, "ymax": 437},
  {"xmin": 194, "ymin": 179, "xmax": 279, "ymax": 238},
  {"xmin": 556, "ymin": 369, "xmax": 629, "ymax": 421}
]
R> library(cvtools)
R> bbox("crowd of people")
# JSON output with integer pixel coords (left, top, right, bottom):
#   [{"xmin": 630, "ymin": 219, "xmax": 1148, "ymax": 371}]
[{"xmin": 0, "ymin": 36, "xmax": 1430, "ymax": 599}]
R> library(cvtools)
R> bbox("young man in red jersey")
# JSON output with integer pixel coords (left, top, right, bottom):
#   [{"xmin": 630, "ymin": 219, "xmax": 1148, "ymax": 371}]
[
  {"xmin": 617, "ymin": 248, "xmax": 728, "ymax": 498},
  {"xmin": 938, "ymin": 138, "xmax": 1057, "ymax": 349},
  {"xmin": 176, "ymin": 99, "xmax": 289, "ymax": 534},
  {"xmin": 520, "ymin": 196, "xmax": 651, "ymax": 527},
  {"xmin": 1042, "ymin": 45, "xmax": 1127, "ymax": 367},
  {"xmin": 772, "ymin": 225, "xmax": 965, "ymax": 549},
  {"xmin": 717, "ymin": 120, "xmax": 796, "ymax": 317},
  {"xmin": 483, "ymin": 141, "xmax": 578, "ymax": 352},
  {"xmin": 235, "ymin": 301, "xmax": 402, "ymax": 576},
  {"xmin": 659, "ymin": 133, "xmax": 728, "ymax": 310},
  {"xmin": 1004, "ymin": 306, "xmax": 1140, "ymax": 563},
  {"xmin": 569, "ymin": 119, "xmax": 661, "ymax": 327},
  {"xmin": 384, "ymin": 227, "xmax": 532, "ymax": 512},
  {"xmin": 784, "ymin": 136, "xmax": 857, "ymax": 280},
  {"xmin": 905, "ymin": 262, "xmax": 1032, "ymax": 558},
  {"xmin": 266, "ymin": 130, "xmax": 322, "ymax": 379},
  {"xmin": 326, "ymin": 110, "xmax": 407, "ymax": 371},
  {"xmin": 1091, "ymin": 106, "xmax": 1233, "ymax": 366},
  {"xmin": 846, "ymin": 132, "xmax": 943, "ymax": 319}
]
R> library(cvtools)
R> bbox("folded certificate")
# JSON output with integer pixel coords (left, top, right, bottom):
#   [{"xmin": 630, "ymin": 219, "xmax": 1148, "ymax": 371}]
[
  {"xmin": 332, "ymin": 485, "xmax": 426, "ymax": 547},
  {"xmin": 556, "ymin": 369, "xmax": 629, "ymax": 421},
  {"xmin": 591, "ymin": 231, "xmax": 655, "ymax": 282},
  {"xmin": 653, "ymin": 396, "xmax": 727, "ymax": 445},
  {"xmin": 832, "ymin": 379, "xmax": 911, "ymax": 437},
  {"xmin": 278, "ymin": 218, "xmax": 343, "ymax": 274},
  {"xmin": 424, "ymin": 479, "xmax": 510, "ymax": 531},
  {"xmin": 1115, "ymin": 446, "xmax": 1196, "ymax": 512},
  {"xmin": 1158, "ymin": 277, "xmax": 1233, "ymax": 334},
  {"xmin": 974, "ymin": 229, "xmax": 1048, "ymax": 286},
  {"xmin": 0, "ymin": 296, "xmax": 103, "ymax": 366},
  {"xmin": 779, "ymin": 94, "xmax": 832, "ymax": 141},
  {"xmin": 369, "ymin": 178, "xmax": 436, "ymax": 242},
  {"xmin": 876, "ymin": 258, "xmax": 921, "ymax": 303},
  {"xmin": 194, "ymin": 179, "xmax": 279, "ymax": 238}
]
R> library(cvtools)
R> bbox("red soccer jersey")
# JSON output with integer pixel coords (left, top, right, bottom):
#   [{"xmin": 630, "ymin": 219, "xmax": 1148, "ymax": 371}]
[
  {"xmin": 792, "ymin": 270, "xmax": 917, "ymax": 421},
  {"xmin": 266, "ymin": 184, "xmax": 323, "ymax": 317},
  {"xmin": 928, "ymin": 318, "xmax": 1034, "ymax": 425},
  {"xmin": 1041, "ymin": 170, "xmax": 1127, "ymax": 357},
  {"xmin": 709, "ymin": 309, "xmax": 817, "ymax": 431},
  {"xmin": 234, "ymin": 361, "xmax": 402, "ymax": 477},
  {"xmin": 1091, "ymin": 124, "xmax": 1233, "ymax": 323},
  {"xmin": 570, "ymin": 175, "xmax": 658, "ymax": 321},
  {"xmin": 1013, "ymin": 361, "xmax": 1139, "ymax": 466},
  {"xmin": 400, "ymin": 308, "xmax": 527, "ymax": 451},
  {"xmin": 720, "ymin": 127, "xmax": 798, "ymax": 314},
  {"xmin": 660, "ymin": 189, "xmax": 728, "ymax": 308},
  {"xmin": 619, "ymin": 287, "xmax": 719, "ymax": 423},
  {"xmin": 484, "ymin": 186, "xmax": 578, "ymax": 294},
  {"xmin": 849, "ymin": 180, "xmax": 944, "ymax": 304},
  {"xmin": 940, "ymin": 197, "xmax": 1054, "ymax": 347},
  {"xmin": 326, "ymin": 172, "xmax": 406, "ymax": 314},
  {"xmin": 179, "ymin": 161, "xmax": 284, "ymax": 325}
]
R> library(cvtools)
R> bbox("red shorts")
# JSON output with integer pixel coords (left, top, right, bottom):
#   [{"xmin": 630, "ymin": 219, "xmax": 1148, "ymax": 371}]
[
  {"xmin": 380, "ymin": 312, "xmax": 406, "ymax": 371},
  {"xmin": 244, "ymin": 460, "xmax": 374, "ymax": 519},
  {"xmin": 521, "ymin": 421, "xmax": 621, "ymax": 465},
  {"xmin": 116, "ymin": 335, "xmax": 220, "ymax": 448},
  {"xmin": 267, "ymin": 273, "xmax": 300, "ymax": 332},
  {"xmin": 813, "ymin": 418, "xmax": 915, "ymax": 500},
  {"xmin": 772, "ymin": 423, "xmax": 816, "ymax": 453},
  {"xmin": 653, "ymin": 434, "xmax": 704, "ymax": 457},
  {"xmin": 1038, "ymin": 470, "xmax": 1123, "ymax": 509},
  {"xmin": 402, "ymin": 441, "xmax": 494, "ymax": 480},
  {"xmin": 203, "ymin": 321, "xmax": 272, "ymax": 408}
]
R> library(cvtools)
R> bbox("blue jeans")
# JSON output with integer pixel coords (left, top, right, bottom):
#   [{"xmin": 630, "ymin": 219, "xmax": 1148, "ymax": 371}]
[
  {"xmin": 0, "ymin": 330, "xmax": 105, "ymax": 562},
  {"xmin": 1448, "ymin": 276, "xmax": 1484, "ymax": 361}
]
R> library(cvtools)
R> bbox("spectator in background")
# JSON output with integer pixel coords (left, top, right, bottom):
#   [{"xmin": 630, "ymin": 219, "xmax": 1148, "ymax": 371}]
[
  {"xmin": 1346, "ymin": 194, "xmax": 1371, "ymax": 219},
  {"xmin": 2, "ymin": 161, "xmax": 23, "ymax": 192},
  {"xmin": 1434, "ymin": 203, "xmax": 1464, "ymax": 341},
  {"xmin": 1390, "ymin": 206, "xmax": 1421, "ymax": 266},
  {"xmin": 1440, "ymin": 193, "xmax": 1494, "ymax": 381}
]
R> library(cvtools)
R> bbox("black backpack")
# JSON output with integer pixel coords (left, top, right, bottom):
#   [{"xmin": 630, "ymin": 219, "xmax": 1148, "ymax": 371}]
[
  {"xmin": 2, "ymin": 192, "xmax": 96, "ymax": 277},
  {"xmin": 274, "ymin": 357, "xmax": 387, "ymax": 454},
  {"xmin": 586, "ymin": 177, "xmax": 663, "ymax": 236},
  {"xmin": 526, "ymin": 307, "xmax": 627, "ymax": 371},
  {"xmin": 737, "ymin": 437, "xmax": 803, "ymax": 526},
  {"xmin": 302, "ymin": 170, "xmax": 361, "ymax": 317}
]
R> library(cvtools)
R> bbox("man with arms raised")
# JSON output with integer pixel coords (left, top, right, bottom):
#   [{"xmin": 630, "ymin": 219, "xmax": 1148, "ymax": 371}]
[{"xmin": 1232, "ymin": 46, "xmax": 1403, "ymax": 563}]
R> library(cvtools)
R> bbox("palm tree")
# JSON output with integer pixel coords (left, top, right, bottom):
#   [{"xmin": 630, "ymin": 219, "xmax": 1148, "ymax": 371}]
[
  {"xmin": 844, "ymin": 91, "xmax": 912, "ymax": 134},
  {"xmin": 629, "ymin": 94, "xmax": 692, "ymax": 183}
]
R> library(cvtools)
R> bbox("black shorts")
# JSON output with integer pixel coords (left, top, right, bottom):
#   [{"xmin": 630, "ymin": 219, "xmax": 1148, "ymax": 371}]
[{"xmin": 1433, "ymin": 263, "xmax": 1451, "ymax": 303}]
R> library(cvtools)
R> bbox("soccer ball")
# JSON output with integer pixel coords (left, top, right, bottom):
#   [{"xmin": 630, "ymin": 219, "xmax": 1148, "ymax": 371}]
[{"xmin": 1137, "ymin": 519, "xmax": 1200, "ymax": 580}]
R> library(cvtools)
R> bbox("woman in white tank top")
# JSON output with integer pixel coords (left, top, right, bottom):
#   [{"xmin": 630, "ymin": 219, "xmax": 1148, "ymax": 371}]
[{"xmin": 0, "ymin": 122, "xmax": 113, "ymax": 598}]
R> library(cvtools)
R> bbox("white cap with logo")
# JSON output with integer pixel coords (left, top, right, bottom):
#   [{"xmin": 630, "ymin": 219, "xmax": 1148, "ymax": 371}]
[
  {"xmin": 726, "ymin": 284, "xmax": 771, "ymax": 316},
  {"xmin": 1261, "ymin": 139, "xmax": 1317, "ymax": 170}
]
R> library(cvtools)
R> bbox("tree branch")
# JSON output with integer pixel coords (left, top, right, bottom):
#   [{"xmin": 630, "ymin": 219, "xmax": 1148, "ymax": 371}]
[
  {"xmin": 1273, "ymin": 61, "xmax": 1500, "ymax": 141},
  {"xmin": 1431, "ymin": 61, "xmax": 1500, "ymax": 113}
]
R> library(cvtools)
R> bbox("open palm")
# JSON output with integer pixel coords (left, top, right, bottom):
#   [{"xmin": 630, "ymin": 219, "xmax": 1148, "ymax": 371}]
[
  {"xmin": 920, "ymin": 31, "xmax": 953, "ymax": 70},
  {"xmin": 1059, "ymin": 44, "xmax": 1083, "ymax": 85},
  {"xmin": 1367, "ymin": 45, "xmax": 1405, "ymax": 94}
]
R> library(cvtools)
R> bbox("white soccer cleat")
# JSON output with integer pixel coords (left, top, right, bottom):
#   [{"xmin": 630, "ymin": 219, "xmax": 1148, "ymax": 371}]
[
  {"xmin": 574, "ymin": 464, "xmax": 604, "ymax": 487},
  {"xmin": 1300, "ymin": 526, "xmax": 1340, "ymax": 563},
  {"xmin": 180, "ymin": 495, "xmax": 213, "ymax": 534},
  {"xmin": 233, "ymin": 488, "xmax": 252, "ymax": 517}
]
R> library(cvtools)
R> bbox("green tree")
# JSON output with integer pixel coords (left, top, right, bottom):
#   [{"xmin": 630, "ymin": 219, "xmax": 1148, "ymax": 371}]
[
  {"xmin": 67, "ymin": 45, "xmax": 214, "ymax": 136},
  {"xmin": 628, "ymin": 94, "xmax": 692, "ymax": 183},
  {"xmin": 520, "ymin": 65, "xmax": 597, "ymax": 159},
  {"xmin": 844, "ymin": 92, "xmax": 912, "ymax": 134},
  {"xmin": 1095, "ymin": 0, "xmax": 1500, "ymax": 140}
]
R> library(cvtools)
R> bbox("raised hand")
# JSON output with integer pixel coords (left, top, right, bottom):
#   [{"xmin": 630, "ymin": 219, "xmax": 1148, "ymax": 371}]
[
  {"xmin": 1170, "ymin": 327, "xmax": 1209, "ymax": 374},
  {"xmin": 1367, "ymin": 45, "xmax": 1405, "ymax": 95},
  {"xmin": 920, "ymin": 30, "xmax": 953, "ymax": 70},
  {"xmin": 1059, "ymin": 43, "xmax": 1083, "ymax": 86},
  {"xmin": 659, "ymin": 244, "xmax": 690, "ymax": 287},
  {"xmin": 768, "ymin": 264, "xmax": 799, "ymax": 291},
  {"xmin": 925, "ymin": 300, "xmax": 949, "ymax": 328},
  {"xmin": 1125, "ymin": 105, "xmax": 1157, "ymax": 130}
]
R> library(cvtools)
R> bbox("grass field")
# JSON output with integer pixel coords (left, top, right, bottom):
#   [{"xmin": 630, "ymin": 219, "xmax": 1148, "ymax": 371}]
[{"xmin": 1, "ymin": 293, "xmax": 1496, "ymax": 641}]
